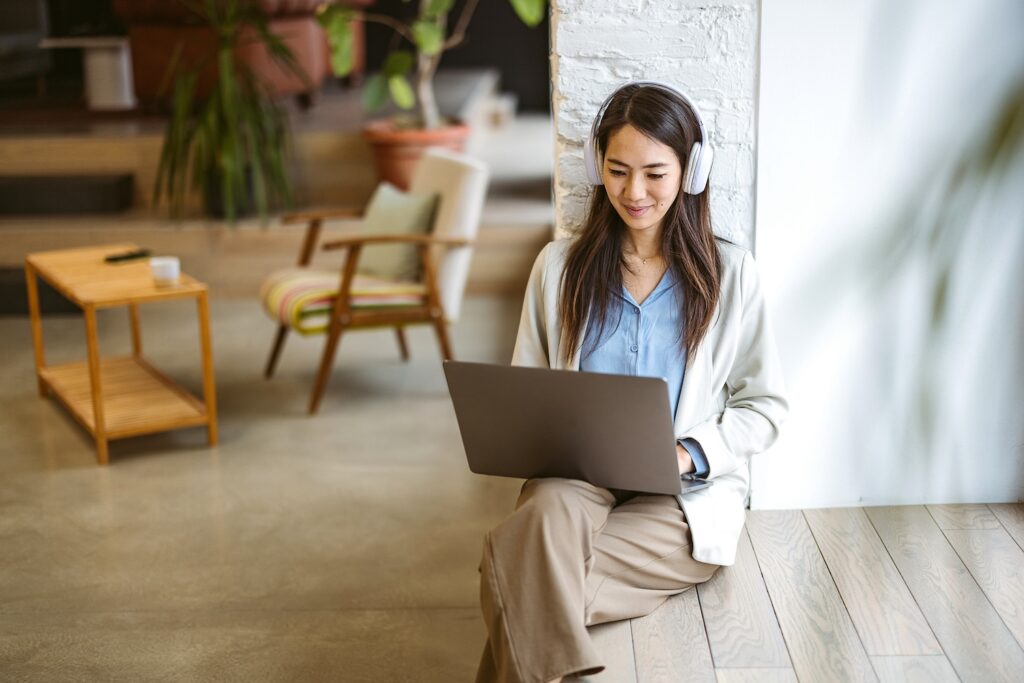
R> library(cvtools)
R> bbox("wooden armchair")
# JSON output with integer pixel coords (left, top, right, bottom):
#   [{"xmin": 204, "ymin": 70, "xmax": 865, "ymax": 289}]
[{"xmin": 261, "ymin": 148, "xmax": 489, "ymax": 413}]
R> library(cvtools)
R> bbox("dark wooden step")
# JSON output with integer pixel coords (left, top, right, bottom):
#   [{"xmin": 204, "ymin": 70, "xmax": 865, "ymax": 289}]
[
  {"xmin": 0, "ymin": 266, "xmax": 78, "ymax": 315},
  {"xmin": 0, "ymin": 174, "xmax": 133, "ymax": 215}
]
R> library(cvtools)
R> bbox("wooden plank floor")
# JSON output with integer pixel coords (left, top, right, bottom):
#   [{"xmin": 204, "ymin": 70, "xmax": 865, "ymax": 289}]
[{"xmin": 580, "ymin": 504, "xmax": 1024, "ymax": 683}]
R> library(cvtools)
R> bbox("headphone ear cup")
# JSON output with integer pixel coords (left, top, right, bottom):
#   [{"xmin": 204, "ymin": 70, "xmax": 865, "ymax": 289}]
[
  {"xmin": 687, "ymin": 145, "xmax": 713, "ymax": 194},
  {"xmin": 584, "ymin": 135, "xmax": 603, "ymax": 185},
  {"xmin": 683, "ymin": 142, "xmax": 701, "ymax": 194}
]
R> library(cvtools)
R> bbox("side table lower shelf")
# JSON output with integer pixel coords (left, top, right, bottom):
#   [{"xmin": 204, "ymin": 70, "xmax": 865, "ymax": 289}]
[{"xmin": 39, "ymin": 356, "xmax": 212, "ymax": 440}]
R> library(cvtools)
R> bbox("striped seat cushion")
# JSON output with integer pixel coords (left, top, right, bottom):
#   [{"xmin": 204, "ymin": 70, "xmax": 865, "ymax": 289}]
[{"xmin": 260, "ymin": 268, "xmax": 428, "ymax": 335}]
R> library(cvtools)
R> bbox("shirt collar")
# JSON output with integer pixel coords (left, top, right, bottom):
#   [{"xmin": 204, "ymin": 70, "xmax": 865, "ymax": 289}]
[{"xmin": 618, "ymin": 266, "xmax": 680, "ymax": 307}]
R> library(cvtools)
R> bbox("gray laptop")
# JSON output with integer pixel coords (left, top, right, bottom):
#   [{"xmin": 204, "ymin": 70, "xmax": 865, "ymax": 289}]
[{"xmin": 442, "ymin": 360, "xmax": 713, "ymax": 496}]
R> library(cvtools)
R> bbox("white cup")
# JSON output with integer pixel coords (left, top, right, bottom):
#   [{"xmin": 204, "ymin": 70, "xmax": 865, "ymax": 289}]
[{"xmin": 150, "ymin": 256, "xmax": 181, "ymax": 286}]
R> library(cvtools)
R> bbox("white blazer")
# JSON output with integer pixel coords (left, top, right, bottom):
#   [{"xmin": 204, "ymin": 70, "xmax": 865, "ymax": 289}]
[{"xmin": 511, "ymin": 238, "xmax": 788, "ymax": 565}]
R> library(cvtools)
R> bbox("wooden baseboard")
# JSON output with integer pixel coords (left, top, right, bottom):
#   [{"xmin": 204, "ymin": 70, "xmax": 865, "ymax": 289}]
[{"xmin": 0, "ymin": 215, "xmax": 551, "ymax": 299}]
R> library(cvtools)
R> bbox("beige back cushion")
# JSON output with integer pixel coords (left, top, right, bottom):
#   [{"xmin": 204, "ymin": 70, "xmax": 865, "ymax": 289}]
[
  {"xmin": 408, "ymin": 149, "xmax": 489, "ymax": 321},
  {"xmin": 357, "ymin": 182, "xmax": 439, "ymax": 282}
]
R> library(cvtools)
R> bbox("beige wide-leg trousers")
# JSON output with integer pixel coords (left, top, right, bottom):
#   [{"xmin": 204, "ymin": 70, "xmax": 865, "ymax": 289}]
[{"xmin": 476, "ymin": 478, "xmax": 719, "ymax": 683}]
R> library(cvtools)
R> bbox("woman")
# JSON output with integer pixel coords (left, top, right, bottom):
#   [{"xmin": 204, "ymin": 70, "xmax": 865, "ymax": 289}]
[{"xmin": 476, "ymin": 82, "xmax": 788, "ymax": 683}]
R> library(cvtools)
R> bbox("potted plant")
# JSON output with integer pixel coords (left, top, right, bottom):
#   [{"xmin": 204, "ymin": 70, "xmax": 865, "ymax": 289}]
[
  {"xmin": 153, "ymin": 0, "xmax": 304, "ymax": 222},
  {"xmin": 316, "ymin": 0, "xmax": 546, "ymax": 189}
]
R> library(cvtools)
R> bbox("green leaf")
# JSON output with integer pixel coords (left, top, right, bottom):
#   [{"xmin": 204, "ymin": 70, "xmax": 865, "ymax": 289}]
[
  {"xmin": 316, "ymin": 5, "xmax": 355, "ymax": 30},
  {"xmin": 328, "ymin": 28, "xmax": 354, "ymax": 76},
  {"xmin": 383, "ymin": 50, "xmax": 415, "ymax": 77},
  {"xmin": 425, "ymin": 0, "xmax": 455, "ymax": 19},
  {"xmin": 254, "ymin": 17, "xmax": 309, "ymax": 87},
  {"xmin": 509, "ymin": 0, "xmax": 545, "ymax": 27},
  {"xmin": 320, "ymin": 8, "xmax": 356, "ymax": 76},
  {"xmin": 153, "ymin": 1, "xmax": 295, "ymax": 224},
  {"xmin": 412, "ymin": 20, "xmax": 444, "ymax": 56},
  {"xmin": 388, "ymin": 74, "xmax": 416, "ymax": 110},
  {"xmin": 362, "ymin": 73, "xmax": 389, "ymax": 111},
  {"xmin": 153, "ymin": 69, "xmax": 199, "ymax": 218}
]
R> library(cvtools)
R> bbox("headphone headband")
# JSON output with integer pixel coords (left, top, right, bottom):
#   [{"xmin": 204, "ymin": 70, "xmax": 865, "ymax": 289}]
[{"xmin": 583, "ymin": 80, "xmax": 713, "ymax": 195}]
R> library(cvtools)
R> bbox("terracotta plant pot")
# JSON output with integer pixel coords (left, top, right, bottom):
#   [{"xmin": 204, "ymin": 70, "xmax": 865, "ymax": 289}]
[{"xmin": 363, "ymin": 119, "xmax": 471, "ymax": 190}]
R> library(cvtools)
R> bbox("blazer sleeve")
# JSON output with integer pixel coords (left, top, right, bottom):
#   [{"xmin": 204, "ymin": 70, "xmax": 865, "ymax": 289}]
[
  {"xmin": 511, "ymin": 244, "xmax": 552, "ymax": 369},
  {"xmin": 682, "ymin": 251, "xmax": 788, "ymax": 479}
]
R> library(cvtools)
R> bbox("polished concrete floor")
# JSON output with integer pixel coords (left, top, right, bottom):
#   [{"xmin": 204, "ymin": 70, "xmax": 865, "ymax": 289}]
[
  {"xmin": 5, "ymin": 296, "xmax": 1024, "ymax": 683},
  {"xmin": 0, "ymin": 296, "xmax": 526, "ymax": 681}
]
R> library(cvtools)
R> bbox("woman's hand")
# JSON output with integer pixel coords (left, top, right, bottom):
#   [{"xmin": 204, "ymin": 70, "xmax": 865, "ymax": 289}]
[{"xmin": 676, "ymin": 442, "xmax": 695, "ymax": 474}]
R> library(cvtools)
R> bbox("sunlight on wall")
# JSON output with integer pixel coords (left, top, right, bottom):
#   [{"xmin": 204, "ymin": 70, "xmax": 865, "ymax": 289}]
[{"xmin": 752, "ymin": 0, "xmax": 1024, "ymax": 508}]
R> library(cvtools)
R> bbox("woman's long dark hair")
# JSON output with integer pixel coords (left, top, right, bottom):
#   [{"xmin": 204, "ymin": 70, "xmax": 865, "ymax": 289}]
[{"xmin": 559, "ymin": 84, "xmax": 726, "ymax": 365}]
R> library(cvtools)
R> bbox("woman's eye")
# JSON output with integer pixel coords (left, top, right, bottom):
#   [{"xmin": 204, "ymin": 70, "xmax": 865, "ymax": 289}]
[
  {"xmin": 648, "ymin": 174, "xmax": 666, "ymax": 180},
  {"xmin": 609, "ymin": 169, "xmax": 627, "ymax": 177}
]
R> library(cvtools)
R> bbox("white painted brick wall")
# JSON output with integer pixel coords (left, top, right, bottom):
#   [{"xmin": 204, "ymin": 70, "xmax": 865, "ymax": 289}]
[{"xmin": 551, "ymin": 0, "xmax": 759, "ymax": 247}]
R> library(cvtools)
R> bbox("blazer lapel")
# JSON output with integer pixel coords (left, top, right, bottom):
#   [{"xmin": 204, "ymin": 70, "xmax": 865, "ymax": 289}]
[{"xmin": 675, "ymin": 342, "xmax": 710, "ymax": 431}]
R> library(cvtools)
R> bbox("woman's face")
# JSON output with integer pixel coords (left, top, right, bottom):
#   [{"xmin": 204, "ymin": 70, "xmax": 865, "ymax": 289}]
[{"xmin": 601, "ymin": 124, "xmax": 683, "ymax": 239}]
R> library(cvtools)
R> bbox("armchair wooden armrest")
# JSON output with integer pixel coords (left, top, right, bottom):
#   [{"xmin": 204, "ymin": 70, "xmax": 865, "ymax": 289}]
[
  {"xmin": 281, "ymin": 206, "xmax": 365, "ymax": 225},
  {"xmin": 280, "ymin": 205, "xmax": 366, "ymax": 267},
  {"xmin": 321, "ymin": 234, "xmax": 473, "ymax": 250},
  {"xmin": 327, "ymin": 233, "xmax": 475, "ymax": 323}
]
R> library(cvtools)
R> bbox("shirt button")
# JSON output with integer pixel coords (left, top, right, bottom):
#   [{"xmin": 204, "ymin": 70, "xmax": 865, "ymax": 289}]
[{"xmin": 630, "ymin": 344, "xmax": 638, "ymax": 353}]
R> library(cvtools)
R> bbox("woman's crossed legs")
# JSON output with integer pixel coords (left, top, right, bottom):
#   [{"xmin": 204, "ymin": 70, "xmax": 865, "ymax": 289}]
[{"xmin": 476, "ymin": 477, "xmax": 718, "ymax": 683}]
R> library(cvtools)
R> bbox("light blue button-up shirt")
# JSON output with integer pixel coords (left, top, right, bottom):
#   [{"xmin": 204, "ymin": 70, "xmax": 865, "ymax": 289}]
[{"xmin": 579, "ymin": 267, "xmax": 709, "ymax": 476}]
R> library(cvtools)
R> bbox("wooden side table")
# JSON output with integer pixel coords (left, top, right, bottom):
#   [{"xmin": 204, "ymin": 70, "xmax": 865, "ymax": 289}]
[{"xmin": 25, "ymin": 244, "xmax": 218, "ymax": 464}]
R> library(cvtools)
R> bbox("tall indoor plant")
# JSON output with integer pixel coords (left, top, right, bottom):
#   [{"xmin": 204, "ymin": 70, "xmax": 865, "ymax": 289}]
[
  {"xmin": 316, "ymin": 0, "xmax": 546, "ymax": 188},
  {"xmin": 154, "ymin": 0, "xmax": 303, "ymax": 222}
]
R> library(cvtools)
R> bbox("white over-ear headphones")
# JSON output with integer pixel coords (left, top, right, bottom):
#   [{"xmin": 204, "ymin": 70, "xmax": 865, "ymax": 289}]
[{"xmin": 583, "ymin": 80, "xmax": 713, "ymax": 195}]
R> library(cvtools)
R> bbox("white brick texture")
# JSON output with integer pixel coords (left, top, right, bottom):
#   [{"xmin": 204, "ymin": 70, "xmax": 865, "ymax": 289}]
[{"xmin": 551, "ymin": 0, "xmax": 759, "ymax": 247}]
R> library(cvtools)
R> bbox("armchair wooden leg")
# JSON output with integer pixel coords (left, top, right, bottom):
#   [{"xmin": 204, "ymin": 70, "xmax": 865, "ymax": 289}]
[
  {"xmin": 309, "ymin": 321, "xmax": 346, "ymax": 414},
  {"xmin": 395, "ymin": 327, "xmax": 410, "ymax": 361},
  {"xmin": 265, "ymin": 324, "xmax": 289, "ymax": 379},
  {"xmin": 431, "ymin": 316, "xmax": 454, "ymax": 361}
]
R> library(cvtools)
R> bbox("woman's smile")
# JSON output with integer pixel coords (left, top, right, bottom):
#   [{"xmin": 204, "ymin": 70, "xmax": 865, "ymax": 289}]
[{"xmin": 602, "ymin": 124, "xmax": 682, "ymax": 234}]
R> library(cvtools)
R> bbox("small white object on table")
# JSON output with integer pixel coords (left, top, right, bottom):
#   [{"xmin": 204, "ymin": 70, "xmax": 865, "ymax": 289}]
[{"xmin": 150, "ymin": 256, "xmax": 181, "ymax": 286}]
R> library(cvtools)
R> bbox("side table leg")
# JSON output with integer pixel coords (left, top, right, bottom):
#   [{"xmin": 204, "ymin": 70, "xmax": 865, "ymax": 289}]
[
  {"xmin": 128, "ymin": 303, "xmax": 143, "ymax": 357},
  {"xmin": 197, "ymin": 291, "xmax": 218, "ymax": 446},
  {"xmin": 84, "ymin": 305, "xmax": 108, "ymax": 465},
  {"xmin": 24, "ymin": 262, "xmax": 48, "ymax": 397}
]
